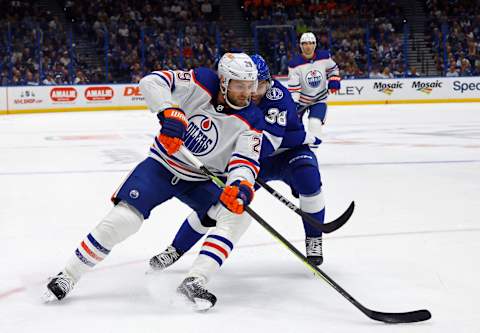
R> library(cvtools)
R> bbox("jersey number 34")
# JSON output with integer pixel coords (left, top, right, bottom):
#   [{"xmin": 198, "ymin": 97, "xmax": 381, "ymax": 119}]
[{"xmin": 265, "ymin": 108, "xmax": 287, "ymax": 126}]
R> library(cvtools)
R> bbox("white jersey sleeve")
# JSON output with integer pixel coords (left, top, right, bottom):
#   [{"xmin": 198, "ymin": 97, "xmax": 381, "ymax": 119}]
[
  {"xmin": 325, "ymin": 58, "xmax": 340, "ymax": 79},
  {"xmin": 139, "ymin": 70, "xmax": 189, "ymax": 112},
  {"xmin": 287, "ymin": 66, "xmax": 302, "ymax": 103}
]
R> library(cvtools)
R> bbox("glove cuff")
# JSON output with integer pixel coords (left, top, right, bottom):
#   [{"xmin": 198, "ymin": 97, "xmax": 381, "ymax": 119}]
[{"xmin": 163, "ymin": 108, "xmax": 188, "ymax": 127}]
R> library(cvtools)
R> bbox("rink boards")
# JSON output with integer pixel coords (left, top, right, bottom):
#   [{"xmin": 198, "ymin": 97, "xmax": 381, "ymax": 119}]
[{"xmin": 1, "ymin": 76, "xmax": 480, "ymax": 114}]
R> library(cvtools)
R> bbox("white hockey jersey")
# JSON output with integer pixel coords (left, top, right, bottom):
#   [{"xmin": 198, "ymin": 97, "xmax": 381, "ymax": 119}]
[
  {"xmin": 287, "ymin": 51, "xmax": 340, "ymax": 106},
  {"xmin": 139, "ymin": 68, "xmax": 263, "ymax": 185}
]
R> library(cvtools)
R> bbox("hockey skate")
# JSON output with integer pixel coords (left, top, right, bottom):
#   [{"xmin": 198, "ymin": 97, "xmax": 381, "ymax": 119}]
[
  {"xmin": 148, "ymin": 245, "xmax": 182, "ymax": 272},
  {"xmin": 42, "ymin": 271, "xmax": 75, "ymax": 302},
  {"xmin": 306, "ymin": 236, "xmax": 323, "ymax": 266},
  {"xmin": 177, "ymin": 277, "xmax": 217, "ymax": 311}
]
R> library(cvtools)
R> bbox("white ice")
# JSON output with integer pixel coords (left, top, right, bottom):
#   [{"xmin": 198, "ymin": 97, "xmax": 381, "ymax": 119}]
[{"xmin": 1, "ymin": 103, "xmax": 479, "ymax": 332}]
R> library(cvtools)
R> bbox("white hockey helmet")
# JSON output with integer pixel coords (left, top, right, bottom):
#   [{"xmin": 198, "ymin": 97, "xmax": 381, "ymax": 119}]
[
  {"xmin": 217, "ymin": 52, "xmax": 258, "ymax": 110},
  {"xmin": 300, "ymin": 32, "xmax": 316, "ymax": 44}
]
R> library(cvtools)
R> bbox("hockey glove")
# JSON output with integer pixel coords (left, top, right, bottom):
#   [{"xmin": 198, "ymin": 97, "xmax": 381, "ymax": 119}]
[
  {"xmin": 158, "ymin": 108, "xmax": 188, "ymax": 155},
  {"xmin": 304, "ymin": 132, "xmax": 322, "ymax": 149},
  {"xmin": 220, "ymin": 180, "xmax": 254, "ymax": 214},
  {"xmin": 327, "ymin": 76, "xmax": 341, "ymax": 94}
]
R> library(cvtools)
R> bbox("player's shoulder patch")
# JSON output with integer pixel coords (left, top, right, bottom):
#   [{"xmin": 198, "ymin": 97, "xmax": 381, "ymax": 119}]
[
  {"xmin": 316, "ymin": 51, "xmax": 331, "ymax": 60},
  {"xmin": 266, "ymin": 86, "xmax": 284, "ymax": 101},
  {"xmin": 192, "ymin": 67, "xmax": 220, "ymax": 98}
]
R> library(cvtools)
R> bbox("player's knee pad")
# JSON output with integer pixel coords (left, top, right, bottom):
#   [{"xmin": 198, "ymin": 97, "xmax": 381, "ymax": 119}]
[
  {"xmin": 291, "ymin": 164, "xmax": 322, "ymax": 196},
  {"xmin": 210, "ymin": 204, "xmax": 251, "ymax": 244},
  {"xmin": 91, "ymin": 201, "xmax": 143, "ymax": 249},
  {"xmin": 300, "ymin": 190, "xmax": 325, "ymax": 214},
  {"xmin": 187, "ymin": 210, "xmax": 212, "ymax": 234}
]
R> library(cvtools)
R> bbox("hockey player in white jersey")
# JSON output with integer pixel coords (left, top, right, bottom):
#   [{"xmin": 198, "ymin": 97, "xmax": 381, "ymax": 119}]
[
  {"xmin": 43, "ymin": 53, "xmax": 264, "ymax": 304},
  {"xmin": 288, "ymin": 32, "xmax": 341, "ymax": 137}
]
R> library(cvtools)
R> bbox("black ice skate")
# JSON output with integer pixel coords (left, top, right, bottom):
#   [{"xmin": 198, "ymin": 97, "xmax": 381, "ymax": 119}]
[
  {"xmin": 177, "ymin": 277, "xmax": 217, "ymax": 311},
  {"xmin": 306, "ymin": 236, "xmax": 323, "ymax": 266},
  {"xmin": 149, "ymin": 245, "xmax": 182, "ymax": 271},
  {"xmin": 42, "ymin": 271, "xmax": 76, "ymax": 302}
]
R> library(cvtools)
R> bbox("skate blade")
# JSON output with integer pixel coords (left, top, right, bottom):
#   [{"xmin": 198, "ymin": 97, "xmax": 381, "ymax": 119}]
[
  {"xmin": 192, "ymin": 298, "xmax": 214, "ymax": 312},
  {"xmin": 41, "ymin": 289, "xmax": 58, "ymax": 303},
  {"xmin": 176, "ymin": 292, "xmax": 213, "ymax": 312}
]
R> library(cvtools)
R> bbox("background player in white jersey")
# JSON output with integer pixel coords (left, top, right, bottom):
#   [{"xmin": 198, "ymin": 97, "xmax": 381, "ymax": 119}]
[
  {"xmin": 42, "ymin": 53, "xmax": 264, "ymax": 305},
  {"xmin": 288, "ymin": 32, "xmax": 341, "ymax": 137}
]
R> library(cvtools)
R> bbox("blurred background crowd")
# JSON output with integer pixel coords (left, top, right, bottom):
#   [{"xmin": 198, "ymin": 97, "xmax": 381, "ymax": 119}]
[{"xmin": 1, "ymin": 0, "xmax": 479, "ymax": 86}]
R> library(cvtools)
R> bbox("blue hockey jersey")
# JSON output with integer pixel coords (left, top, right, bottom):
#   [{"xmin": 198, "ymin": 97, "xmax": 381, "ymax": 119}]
[{"xmin": 258, "ymin": 79, "xmax": 316, "ymax": 159}]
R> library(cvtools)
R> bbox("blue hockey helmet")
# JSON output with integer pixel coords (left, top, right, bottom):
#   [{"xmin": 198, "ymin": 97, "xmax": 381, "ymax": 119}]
[{"xmin": 250, "ymin": 54, "xmax": 271, "ymax": 82}]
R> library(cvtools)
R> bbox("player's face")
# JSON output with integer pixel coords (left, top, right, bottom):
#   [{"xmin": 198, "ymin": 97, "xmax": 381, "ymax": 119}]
[
  {"xmin": 251, "ymin": 80, "xmax": 269, "ymax": 104},
  {"xmin": 227, "ymin": 79, "xmax": 256, "ymax": 107},
  {"xmin": 301, "ymin": 41, "xmax": 316, "ymax": 57}
]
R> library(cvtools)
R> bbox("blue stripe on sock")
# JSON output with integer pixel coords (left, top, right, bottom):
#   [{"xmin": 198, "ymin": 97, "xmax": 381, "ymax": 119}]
[
  {"xmin": 75, "ymin": 249, "xmax": 95, "ymax": 267},
  {"xmin": 207, "ymin": 235, "xmax": 233, "ymax": 251},
  {"xmin": 199, "ymin": 250, "xmax": 223, "ymax": 266},
  {"xmin": 87, "ymin": 233, "xmax": 110, "ymax": 255}
]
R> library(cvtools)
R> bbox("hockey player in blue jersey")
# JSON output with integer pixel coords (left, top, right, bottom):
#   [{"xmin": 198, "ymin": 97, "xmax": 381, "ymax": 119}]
[
  {"xmin": 43, "ymin": 53, "xmax": 264, "ymax": 306},
  {"xmin": 288, "ymin": 32, "xmax": 341, "ymax": 137},
  {"xmin": 149, "ymin": 54, "xmax": 327, "ymax": 292}
]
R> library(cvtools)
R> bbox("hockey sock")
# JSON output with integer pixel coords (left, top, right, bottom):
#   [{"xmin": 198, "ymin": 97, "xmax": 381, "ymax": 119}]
[
  {"xmin": 301, "ymin": 207, "xmax": 325, "ymax": 238},
  {"xmin": 188, "ymin": 205, "xmax": 250, "ymax": 282},
  {"xmin": 292, "ymin": 165, "xmax": 325, "ymax": 238},
  {"xmin": 172, "ymin": 213, "xmax": 208, "ymax": 254},
  {"xmin": 65, "ymin": 201, "xmax": 143, "ymax": 282}
]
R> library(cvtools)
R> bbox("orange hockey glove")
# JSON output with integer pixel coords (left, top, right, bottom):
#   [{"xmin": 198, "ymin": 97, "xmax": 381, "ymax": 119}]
[
  {"xmin": 157, "ymin": 107, "xmax": 188, "ymax": 155},
  {"xmin": 220, "ymin": 180, "xmax": 255, "ymax": 214}
]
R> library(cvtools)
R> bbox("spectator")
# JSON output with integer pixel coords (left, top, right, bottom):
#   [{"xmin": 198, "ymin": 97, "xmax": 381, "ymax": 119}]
[
  {"xmin": 42, "ymin": 74, "xmax": 55, "ymax": 85},
  {"xmin": 380, "ymin": 67, "xmax": 394, "ymax": 79},
  {"xmin": 408, "ymin": 67, "xmax": 421, "ymax": 77},
  {"xmin": 446, "ymin": 63, "xmax": 459, "ymax": 77}
]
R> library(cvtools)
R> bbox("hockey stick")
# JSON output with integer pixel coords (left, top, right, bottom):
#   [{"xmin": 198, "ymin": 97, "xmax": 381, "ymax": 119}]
[
  {"xmin": 255, "ymin": 177, "xmax": 354, "ymax": 234},
  {"xmin": 179, "ymin": 145, "xmax": 432, "ymax": 323}
]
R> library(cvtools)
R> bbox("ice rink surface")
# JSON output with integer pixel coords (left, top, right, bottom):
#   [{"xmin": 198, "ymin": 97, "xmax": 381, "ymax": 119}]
[{"xmin": 1, "ymin": 103, "xmax": 479, "ymax": 332}]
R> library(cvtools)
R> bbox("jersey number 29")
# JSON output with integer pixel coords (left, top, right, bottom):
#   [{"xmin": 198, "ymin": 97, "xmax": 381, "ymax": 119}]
[{"xmin": 265, "ymin": 108, "xmax": 287, "ymax": 126}]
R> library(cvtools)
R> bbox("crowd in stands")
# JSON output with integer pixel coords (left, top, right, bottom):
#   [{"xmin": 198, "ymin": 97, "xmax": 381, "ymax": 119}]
[
  {"xmin": 63, "ymin": 0, "xmax": 222, "ymax": 83},
  {"xmin": 426, "ymin": 0, "xmax": 480, "ymax": 76},
  {"xmin": 0, "ymin": 0, "xmax": 86, "ymax": 85},
  {"xmin": 246, "ymin": 0, "xmax": 409, "ymax": 78},
  {"xmin": 1, "ymin": 0, "xmax": 479, "ymax": 86}
]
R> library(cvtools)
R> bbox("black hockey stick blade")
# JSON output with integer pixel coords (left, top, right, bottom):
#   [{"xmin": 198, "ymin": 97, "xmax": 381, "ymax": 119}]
[
  {"xmin": 321, "ymin": 201, "xmax": 355, "ymax": 233},
  {"xmin": 366, "ymin": 309, "xmax": 432, "ymax": 324},
  {"xmin": 255, "ymin": 177, "xmax": 354, "ymax": 234}
]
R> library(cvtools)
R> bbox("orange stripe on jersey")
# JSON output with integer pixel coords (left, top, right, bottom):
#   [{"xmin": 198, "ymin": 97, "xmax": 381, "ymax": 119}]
[
  {"xmin": 81, "ymin": 241, "xmax": 103, "ymax": 261},
  {"xmin": 203, "ymin": 241, "xmax": 229, "ymax": 258},
  {"xmin": 228, "ymin": 159, "xmax": 259, "ymax": 175},
  {"xmin": 161, "ymin": 71, "xmax": 173, "ymax": 85}
]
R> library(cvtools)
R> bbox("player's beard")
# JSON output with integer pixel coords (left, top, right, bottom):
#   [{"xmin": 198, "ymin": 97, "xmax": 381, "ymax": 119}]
[{"xmin": 227, "ymin": 91, "xmax": 249, "ymax": 108}]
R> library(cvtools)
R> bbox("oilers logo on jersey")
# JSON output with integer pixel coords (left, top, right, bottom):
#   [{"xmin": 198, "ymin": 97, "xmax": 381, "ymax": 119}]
[
  {"xmin": 266, "ymin": 87, "xmax": 284, "ymax": 101},
  {"xmin": 306, "ymin": 70, "xmax": 323, "ymax": 88},
  {"xmin": 184, "ymin": 115, "xmax": 219, "ymax": 156}
]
